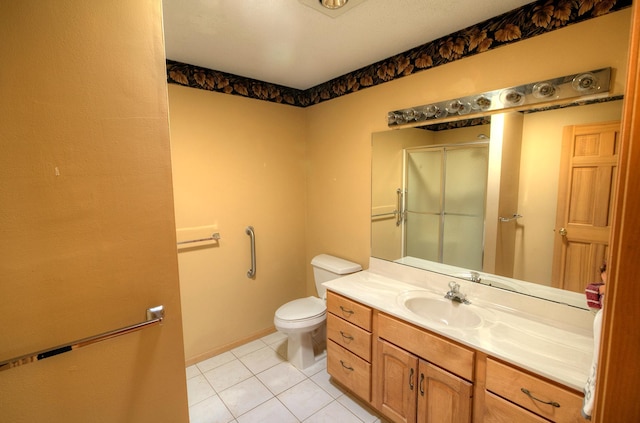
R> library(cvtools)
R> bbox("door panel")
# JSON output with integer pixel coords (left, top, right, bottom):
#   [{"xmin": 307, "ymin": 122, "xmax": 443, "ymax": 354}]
[
  {"xmin": 552, "ymin": 122, "xmax": 619, "ymax": 292},
  {"xmin": 376, "ymin": 340, "xmax": 418, "ymax": 423},
  {"xmin": 0, "ymin": 1, "xmax": 188, "ymax": 422}
]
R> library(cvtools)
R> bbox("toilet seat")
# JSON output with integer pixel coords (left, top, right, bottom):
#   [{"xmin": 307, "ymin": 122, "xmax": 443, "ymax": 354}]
[{"xmin": 275, "ymin": 296, "xmax": 325, "ymax": 322}]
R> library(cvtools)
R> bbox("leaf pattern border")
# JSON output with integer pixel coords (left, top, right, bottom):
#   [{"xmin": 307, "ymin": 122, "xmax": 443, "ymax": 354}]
[{"xmin": 166, "ymin": 0, "xmax": 631, "ymax": 108}]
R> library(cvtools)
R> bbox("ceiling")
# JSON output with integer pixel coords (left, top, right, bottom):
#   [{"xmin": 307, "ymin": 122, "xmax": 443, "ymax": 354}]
[{"xmin": 162, "ymin": 0, "xmax": 537, "ymax": 90}]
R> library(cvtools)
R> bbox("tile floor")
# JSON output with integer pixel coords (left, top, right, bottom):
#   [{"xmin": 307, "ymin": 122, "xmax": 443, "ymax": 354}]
[{"xmin": 186, "ymin": 331, "xmax": 389, "ymax": 423}]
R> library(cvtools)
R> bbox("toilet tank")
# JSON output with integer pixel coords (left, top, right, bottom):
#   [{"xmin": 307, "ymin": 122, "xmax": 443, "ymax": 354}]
[{"xmin": 311, "ymin": 254, "xmax": 362, "ymax": 299}]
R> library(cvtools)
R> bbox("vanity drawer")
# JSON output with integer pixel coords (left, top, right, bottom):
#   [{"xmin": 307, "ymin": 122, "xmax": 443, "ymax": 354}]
[
  {"xmin": 378, "ymin": 313, "xmax": 474, "ymax": 381},
  {"xmin": 327, "ymin": 340, "xmax": 371, "ymax": 401},
  {"xmin": 327, "ymin": 291, "xmax": 372, "ymax": 331},
  {"xmin": 485, "ymin": 358, "xmax": 586, "ymax": 423},
  {"xmin": 483, "ymin": 391, "xmax": 549, "ymax": 423},
  {"xmin": 327, "ymin": 312, "xmax": 372, "ymax": 361}
]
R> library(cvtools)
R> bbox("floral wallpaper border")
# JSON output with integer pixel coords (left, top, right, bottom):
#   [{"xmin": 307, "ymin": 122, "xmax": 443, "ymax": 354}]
[{"xmin": 167, "ymin": 0, "xmax": 632, "ymax": 108}]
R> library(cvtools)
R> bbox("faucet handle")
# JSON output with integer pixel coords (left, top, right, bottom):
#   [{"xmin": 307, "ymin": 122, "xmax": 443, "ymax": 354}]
[{"xmin": 448, "ymin": 281, "xmax": 459, "ymax": 292}]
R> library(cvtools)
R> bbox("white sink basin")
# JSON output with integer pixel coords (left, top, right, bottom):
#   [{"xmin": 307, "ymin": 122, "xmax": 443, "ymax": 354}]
[{"xmin": 398, "ymin": 291, "xmax": 483, "ymax": 328}]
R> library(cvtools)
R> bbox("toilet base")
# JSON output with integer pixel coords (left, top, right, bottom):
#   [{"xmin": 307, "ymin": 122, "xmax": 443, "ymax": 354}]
[{"xmin": 285, "ymin": 327, "xmax": 326, "ymax": 370}]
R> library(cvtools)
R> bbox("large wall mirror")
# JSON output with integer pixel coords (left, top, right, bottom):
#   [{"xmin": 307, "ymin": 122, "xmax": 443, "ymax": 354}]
[{"xmin": 372, "ymin": 98, "xmax": 623, "ymax": 309}]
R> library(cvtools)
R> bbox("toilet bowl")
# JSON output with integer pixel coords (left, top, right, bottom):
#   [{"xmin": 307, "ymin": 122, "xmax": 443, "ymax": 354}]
[{"xmin": 274, "ymin": 254, "xmax": 361, "ymax": 370}]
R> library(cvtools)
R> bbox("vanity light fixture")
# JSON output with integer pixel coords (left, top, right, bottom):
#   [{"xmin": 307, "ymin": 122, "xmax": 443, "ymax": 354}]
[
  {"xmin": 387, "ymin": 67, "xmax": 611, "ymax": 127},
  {"xmin": 499, "ymin": 88, "xmax": 526, "ymax": 107},
  {"xmin": 532, "ymin": 81, "xmax": 557, "ymax": 98}
]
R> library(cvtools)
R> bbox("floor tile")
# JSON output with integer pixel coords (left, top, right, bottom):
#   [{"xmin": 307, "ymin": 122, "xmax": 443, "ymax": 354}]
[
  {"xmin": 186, "ymin": 364, "xmax": 202, "ymax": 379},
  {"xmin": 268, "ymin": 337, "xmax": 288, "ymax": 359},
  {"xmin": 204, "ymin": 359, "xmax": 253, "ymax": 392},
  {"xmin": 239, "ymin": 345, "xmax": 286, "ymax": 374},
  {"xmin": 337, "ymin": 393, "xmax": 380, "ymax": 423},
  {"xmin": 231, "ymin": 339, "xmax": 268, "ymax": 358},
  {"xmin": 261, "ymin": 331, "xmax": 287, "ymax": 346},
  {"xmin": 278, "ymin": 379, "xmax": 334, "ymax": 421},
  {"xmin": 187, "ymin": 374, "xmax": 216, "ymax": 407},
  {"xmin": 303, "ymin": 400, "xmax": 363, "ymax": 423},
  {"xmin": 236, "ymin": 397, "xmax": 298, "ymax": 423},
  {"xmin": 188, "ymin": 336, "xmax": 371, "ymax": 423},
  {"xmin": 188, "ymin": 394, "xmax": 235, "ymax": 423},
  {"xmin": 197, "ymin": 351, "xmax": 237, "ymax": 373},
  {"xmin": 257, "ymin": 362, "xmax": 307, "ymax": 395},
  {"xmin": 301, "ymin": 356, "xmax": 327, "ymax": 377},
  {"xmin": 309, "ymin": 369, "xmax": 343, "ymax": 398},
  {"xmin": 218, "ymin": 376, "xmax": 273, "ymax": 417}
]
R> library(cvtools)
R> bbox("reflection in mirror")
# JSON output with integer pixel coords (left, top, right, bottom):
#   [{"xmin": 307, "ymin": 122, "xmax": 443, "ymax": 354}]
[{"xmin": 372, "ymin": 99, "xmax": 623, "ymax": 308}]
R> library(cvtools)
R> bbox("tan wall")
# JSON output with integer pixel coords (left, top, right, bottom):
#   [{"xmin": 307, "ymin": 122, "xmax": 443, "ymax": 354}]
[
  {"xmin": 0, "ymin": 1, "xmax": 188, "ymax": 422},
  {"xmin": 304, "ymin": 8, "xmax": 630, "ymax": 295},
  {"xmin": 169, "ymin": 86, "xmax": 308, "ymax": 363}
]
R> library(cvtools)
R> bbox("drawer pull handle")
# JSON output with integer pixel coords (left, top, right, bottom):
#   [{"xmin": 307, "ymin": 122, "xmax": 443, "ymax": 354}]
[
  {"xmin": 409, "ymin": 368, "xmax": 415, "ymax": 390},
  {"xmin": 521, "ymin": 388, "xmax": 561, "ymax": 408},
  {"xmin": 340, "ymin": 331, "xmax": 354, "ymax": 341},
  {"xmin": 340, "ymin": 360, "xmax": 354, "ymax": 371},
  {"xmin": 419, "ymin": 373, "xmax": 425, "ymax": 396},
  {"xmin": 339, "ymin": 306, "xmax": 354, "ymax": 316}
]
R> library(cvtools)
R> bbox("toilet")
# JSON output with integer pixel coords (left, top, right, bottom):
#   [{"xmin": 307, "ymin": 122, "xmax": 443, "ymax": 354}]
[{"xmin": 274, "ymin": 254, "xmax": 362, "ymax": 370}]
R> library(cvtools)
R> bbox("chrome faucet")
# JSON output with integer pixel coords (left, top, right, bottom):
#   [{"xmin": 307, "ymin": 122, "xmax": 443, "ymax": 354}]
[
  {"xmin": 445, "ymin": 281, "xmax": 470, "ymax": 304},
  {"xmin": 469, "ymin": 271, "xmax": 481, "ymax": 283}
]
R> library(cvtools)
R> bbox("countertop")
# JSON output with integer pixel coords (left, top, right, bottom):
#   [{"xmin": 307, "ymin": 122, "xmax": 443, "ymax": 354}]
[{"xmin": 323, "ymin": 269, "xmax": 594, "ymax": 391}]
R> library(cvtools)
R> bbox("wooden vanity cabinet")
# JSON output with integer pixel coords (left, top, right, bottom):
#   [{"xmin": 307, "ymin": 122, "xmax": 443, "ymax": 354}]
[
  {"xmin": 375, "ymin": 313, "xmax": 473, "ymax": 423},
  {"xmin": 325, "ymin": 291, "xmax": 586, "ymax": 423},
  {"xmin": 326, "ymin": 291, "xmax": 373, "ymax": 401},
  {"xmin": 481, "ymin": 357, "xmax": 587, "ymax": 423}
]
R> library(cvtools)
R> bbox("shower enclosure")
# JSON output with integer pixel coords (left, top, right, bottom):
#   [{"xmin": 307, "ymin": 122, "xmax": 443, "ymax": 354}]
[{"xmin": 403, "ymin": 144, "xmax": 489, "ymax": 270}]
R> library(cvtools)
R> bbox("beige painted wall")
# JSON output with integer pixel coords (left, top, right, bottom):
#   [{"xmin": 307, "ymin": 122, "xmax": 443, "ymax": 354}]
[
  {"xmin": 169, "ymin": 86, "xmax": 308, "ymax": 363},
  {"xmin": 0, "ymin": 1, "xmax": 188, "ymax": 422}
]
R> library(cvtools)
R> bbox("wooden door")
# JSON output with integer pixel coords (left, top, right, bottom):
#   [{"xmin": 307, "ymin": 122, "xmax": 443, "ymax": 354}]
[
  {"xmin": 376, "ymin": 339, "xmax": 419, "ymax": 423},
  {"xmin": 416, "ymin": 360, "xmax": 472, "ymax": 423},
  {"xmin": 0, "ymin": 1, "xmax": 188, "ymax": 422},
  {"xmin": 552, "ymin": 122, "xmax": 620, "ymax": 292}
]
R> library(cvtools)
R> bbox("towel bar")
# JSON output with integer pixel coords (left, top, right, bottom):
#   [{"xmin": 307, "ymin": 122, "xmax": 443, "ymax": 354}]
[
  {"xmin": 498, "ymin": 214, "xmax": 523, "ymax": 222},
  {"xmin": 177, "ymin": 232, "xmax": 221, "ymax": 245},
  {"xmin": 0, "ymin": 305, "xmax": 164, "ymax": 372}
]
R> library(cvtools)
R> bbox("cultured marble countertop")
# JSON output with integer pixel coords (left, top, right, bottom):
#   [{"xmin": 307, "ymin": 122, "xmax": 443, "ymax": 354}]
[{"xmin": 323, "ymin": 269, "xmax": 594, "ymax": 392}]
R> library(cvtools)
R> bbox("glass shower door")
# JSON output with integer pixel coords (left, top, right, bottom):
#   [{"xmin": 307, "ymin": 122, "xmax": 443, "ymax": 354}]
[
  {"xmin": 405, "ymin": 148, "xmax": 442, "ymax": 262},
  {"xmin": 404, "ymin": 145, "xmax": 488, "ymax": 270}
]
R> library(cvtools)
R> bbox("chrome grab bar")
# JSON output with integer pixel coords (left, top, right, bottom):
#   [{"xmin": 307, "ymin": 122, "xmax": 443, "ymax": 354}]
[
  {"xmin": 0, "ymin": 305, "xmax": 164, "ymax": 372},
  {"xmin": 246, "ymin": 226, "xmax": 256, "ymax": 278},
  {"xmin": 177, "ymin": 232, "xmax": 220, "ymax": 245},
  {"xmin": 396, "ymin": 188, "xmax": 404, "ymax": 226}
]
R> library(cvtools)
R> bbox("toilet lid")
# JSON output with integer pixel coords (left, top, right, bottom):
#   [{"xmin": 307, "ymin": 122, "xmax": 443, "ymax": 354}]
[{"xmin": 275, "ymin": 296, "xmax": 326, "ymax": 321}]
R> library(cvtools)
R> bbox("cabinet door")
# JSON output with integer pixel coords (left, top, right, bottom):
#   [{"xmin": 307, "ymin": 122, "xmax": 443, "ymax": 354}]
[
  {"xmin": 376, "ymin": 339, "xmax": 418, "ymax": 423},
  {"xmin": 417, "ymin": 361, "xmax": 472, "ymax": 423}
]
